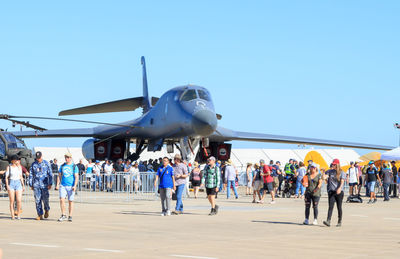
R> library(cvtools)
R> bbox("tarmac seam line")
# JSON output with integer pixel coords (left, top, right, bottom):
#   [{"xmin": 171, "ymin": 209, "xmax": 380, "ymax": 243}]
[
  {"xmin": 383, "ymin": 217, "xmax": 400, "ymax": 221},
  {"xmin": 10, "ymin": 242, "xmax": 60, "ymax": 248},
  {"xmin": 170, "ymin": 254, "xmax": 218, "ymax": 259},
  {"xmin": 84, "ymin": 248, "xmax": 124, "ymax": 253}
]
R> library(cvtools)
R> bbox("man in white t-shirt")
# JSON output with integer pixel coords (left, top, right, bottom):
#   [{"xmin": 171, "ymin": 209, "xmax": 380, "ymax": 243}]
[
  {"xmin": 347, "ymin": 162, "xmax": 359, "ymax": 196},
  {"xmin": 92, "ymin": 161, "xmax": 102, "ymax": 191},
  {"xmin": 103, "ymin": 160, "xmax": 113, "ymax": 192}
]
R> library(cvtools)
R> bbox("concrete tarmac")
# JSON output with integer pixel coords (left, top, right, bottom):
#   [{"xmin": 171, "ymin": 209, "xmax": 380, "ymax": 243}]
[{"xmin": 0, "ymin": 192, "xmax": 399, "ymax": 259}]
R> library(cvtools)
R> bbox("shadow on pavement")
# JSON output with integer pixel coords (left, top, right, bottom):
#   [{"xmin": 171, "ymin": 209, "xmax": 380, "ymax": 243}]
[
  {"xmin": 251, "ymin": 220, "xmax": 305, "ymax": 226},
  {"xmin": 116, "ymin": 211, "xmax": 204, "ymax": 216}
]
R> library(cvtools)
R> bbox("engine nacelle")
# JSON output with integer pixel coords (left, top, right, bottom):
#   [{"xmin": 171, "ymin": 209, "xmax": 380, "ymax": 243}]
[
  {"xmin": 197, "ymin": 141, "xmax": 232, "ymax": 163},
  {"xmin": 82, "ymin": 138, "xmax": 127, "ymax": 161}
]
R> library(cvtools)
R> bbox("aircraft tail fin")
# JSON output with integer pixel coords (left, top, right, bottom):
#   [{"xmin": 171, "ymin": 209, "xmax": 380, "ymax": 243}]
[{"xmin": 141, "ymin": 56, "xmax": 151, "ymax": 113}]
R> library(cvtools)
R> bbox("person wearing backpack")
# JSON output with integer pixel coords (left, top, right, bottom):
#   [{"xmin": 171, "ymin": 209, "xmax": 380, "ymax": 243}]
[
  {"xmin": 56, "ymin": 152, "xmax": 79, "ymax": 222},
  {"xmin": 201, "ymin": 156, "xmax": 221, "ymax": 215},
  {"xmin": 303, "ymin": 162, "xmax": 322, "ymax": 225},
  {"xmin": 190, "ymin": 162, "xmax": 202, "ymax": 199},
  {"xmin": 347, "ymin": 162, "xmax": 359, "ymax": 196},
  {"xmin": 154, "ymin": 157, "xmax": 176, "ymax": 216}
]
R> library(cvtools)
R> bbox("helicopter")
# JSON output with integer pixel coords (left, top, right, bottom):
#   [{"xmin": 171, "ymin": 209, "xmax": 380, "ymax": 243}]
[{"xmin": 0, "ymin": 128, "xmax": 34, "ymax": 171}]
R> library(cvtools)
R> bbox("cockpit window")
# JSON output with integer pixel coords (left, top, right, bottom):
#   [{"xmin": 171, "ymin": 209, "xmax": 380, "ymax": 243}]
[
  {"xmin": 197, "ymin": 90, "xmax": 211, "ymax": 101},
  {"xmin": 180, "ymin": 90, "xmax": 198, "ymax": 102},
  {"xmin": 3, "ymin": 133, "xmax": 26, "ymax": 149}
]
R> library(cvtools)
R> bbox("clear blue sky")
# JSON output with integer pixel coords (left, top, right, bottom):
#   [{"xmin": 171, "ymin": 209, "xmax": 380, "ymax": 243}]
[{"xmin": 0, "ymin": 1, "xmax": 399, "ymax": 154}]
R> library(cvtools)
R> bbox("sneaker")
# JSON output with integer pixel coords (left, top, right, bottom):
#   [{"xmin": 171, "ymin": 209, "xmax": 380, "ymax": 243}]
[
  {"xmin": 252, "ymin": 200, "xmax": 256, "ymax": 203},
  {"xmin": 44, "ymin": 210, "xmax": 49, "ymax": 219},
  {"xmin": 68, "ymin": 216, "xmax": 72, "ymax": 222},
  {"xmin": 16, "ymin": 216, "xmax": 21, "ymax": 220},
  {"xmin": 313, "ymin": 219, "xmax": 318, "ymax": 225},
  {"xmin": 172, "ymin": 211, "xmax": 179, "ymax": 215},
  {"xmin": 35, "ymin": 215, "xmax": 43, "ymax": 221},
  {"xmin": 208, "ymin": 208, "xmax": 216, "ymax": 216},
  {"xmin": 373, "ymin": 199, "xmax": 377, "ymax": 203},
  {"xmin": 214, "ymin": 205, "xmax": 219, "ymax": 214},
  {"xmin": 235, "ymin": 196, "xmax": 238, "ymax": 199},
  {"xmin": 303, "ymin": 219, "xmax": 309, "ymax": 225},
  {"xmin": 323, "ymin": 220, "xmax": 331, "ymax": 227},
  {"xmin": 58, "ymin": 215, "xmax": 67, "ymax": 222},
  {"xmin": 367, "ymin": 200, "xmax": 372, "ymax": 204},
  {"xmin": 166, "ymin": 210, "xmax": 171, "ymax": 216},
  {"xmin": 270, "ymin": 200, "xmax": 276, "ymax": 204},
  {"xmin": 336, "ymin": 222, "xmax": 342, "ymax": 227},
  {"xmin": 161, "ymin": 212, "xmax": 165, "ymax": 216}
]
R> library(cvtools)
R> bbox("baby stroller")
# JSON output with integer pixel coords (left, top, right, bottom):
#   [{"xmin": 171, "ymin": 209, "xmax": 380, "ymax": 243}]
[{"xmin": 282, "ymin": 175, "xmax": 296, "ymax": 198}]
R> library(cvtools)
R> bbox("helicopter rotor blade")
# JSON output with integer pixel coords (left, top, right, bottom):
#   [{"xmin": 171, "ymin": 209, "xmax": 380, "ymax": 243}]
[
  {"xmin": 0, "ymin": 115, "xmax": 47, "ymax": 131},
  {"xmin": 0, "ymin": 114, "xmax": 141, "ymax": 130}
]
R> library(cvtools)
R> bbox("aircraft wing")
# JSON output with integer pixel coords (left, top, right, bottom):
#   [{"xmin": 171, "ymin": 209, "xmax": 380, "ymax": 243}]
[
  {"xmin": 12, "ymin": 128, "xmax": 95, "ymax": 138},
  {"xmin": 209, "ymin": 126, "xmax": 394, "ymax": 150},
  {"xmin": 59, "ymin": 97, "xmax": 160, "ymax": 116}
]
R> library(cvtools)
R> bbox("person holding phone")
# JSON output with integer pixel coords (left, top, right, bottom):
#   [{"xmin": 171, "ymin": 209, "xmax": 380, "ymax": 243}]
[
  {"xmin": 5, "ymin": 155, "xmax": 25, "ymax": 220},
  {"xmin": 303, "ymin": 162, "xmax": 322, "ymax": 225}
]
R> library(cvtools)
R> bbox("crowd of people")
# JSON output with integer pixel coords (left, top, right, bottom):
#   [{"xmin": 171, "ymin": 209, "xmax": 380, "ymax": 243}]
[{"xmin": 1, "ymin": 151, "xmax": 399, "ymax": 226}]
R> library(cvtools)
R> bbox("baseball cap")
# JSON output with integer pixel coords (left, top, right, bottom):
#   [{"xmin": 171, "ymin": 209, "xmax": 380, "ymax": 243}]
[
  {"xmin": 332, "ymin": 159, "xmax": 340, "ymax": 165},
  {"xmin": 65, "ymin": 152, "xmax": 72, "ymax": 158},
  {"xmin": 259, "ymin": 159, "xmax": 265, "ymax": 164},
  {"xmin": 35, "ymin": 151, "xmax": 42, "ymax": 159},
  {"xmin": 369, "ymin": 161, "xmax": 374, "ymax": 165},
  {"xmin": 95, "ymin": 160, "xmax": 100, "ymax": 163},
  {"xmin": 208, "ymin": 156, "xmax": 216, "ymax": 161},
  {"xmin": 309, "ymin": 162, "xmax": 318, "ymax": 168}
]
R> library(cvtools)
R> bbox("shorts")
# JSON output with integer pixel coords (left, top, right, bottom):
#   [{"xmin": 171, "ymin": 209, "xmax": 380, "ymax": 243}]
[
  {"xmin": 263, "ymin": 182, "xmax": 274, "ymax": 192},
  {"xmin": 367, "ymin": 181, "xmax": 376, "ymax": 193},
  {"xmin": 192, "ymin": 180, "xmax": 201, "ymax": 187},
  {"xmin": 246, "ymin": 179, "xmax": 252, "ymax": 188},
  {"xmin": 273, "ymin": 177, "xmax": 279, "ymax": 188},
  {"xmin": 59, "ymin": 185, "xmax": 75, "ymax": 201},
  {"xmin": 206, "ymin": 187, "xmax": 217, "ymax": 196},
  {"xmin": 349, "ymin": 182, "xmax": 357, "ymax": 187},
  {"xmin": 253, "ymin": 180, "xmax": 263, "ymax": 191},
  {"xmin": 9, "ymin": 180, "xmax": 22, "ymax": 191},
  {"xmin": 106, "ymin": 175, "xmax": 114, "ymax": 184},
  {"xmin": 358, "ymin": 176, "xmax": 363, "ymax": 186}
]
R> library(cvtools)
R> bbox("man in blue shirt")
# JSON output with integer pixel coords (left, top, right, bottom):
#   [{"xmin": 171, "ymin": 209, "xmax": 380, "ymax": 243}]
[
  {"xmin": 56, "ymin": 152, "xmax": 79, "ymax": 222},
  {"xmin": 154, "ymin": 157, "xmax": 176, "ymax": 216},
  {"xmin": 29, "ymin": 151, "xmax": 53, "ymax": 220}
]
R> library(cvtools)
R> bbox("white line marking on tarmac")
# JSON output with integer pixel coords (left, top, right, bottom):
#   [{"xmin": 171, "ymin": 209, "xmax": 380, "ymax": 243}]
[
  {"xmin": 170, "ymin": 255, "xmax": 218, "ymax": 259},
  {"xmin": 384, "ymin": 217, "xmax": 400, "ymax": 221},
  {"xmin": 84, "ymin": 248, "xmax": 124, "ymax": 253},
  {"xmin": 10, "ymin": 242, "xmax": 60, "ymax": 248},
  {"xmin": 350, "ymin": 214, "xmax": 368, "ymax": 218}
]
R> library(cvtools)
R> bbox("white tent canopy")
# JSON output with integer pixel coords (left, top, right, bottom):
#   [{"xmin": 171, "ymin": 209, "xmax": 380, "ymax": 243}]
[{"xmin": 381, "ymin": 147, "xmax": 400, "ymax": 161}]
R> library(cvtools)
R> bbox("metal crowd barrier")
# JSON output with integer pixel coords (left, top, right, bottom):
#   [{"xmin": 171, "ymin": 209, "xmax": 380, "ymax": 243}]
[{"xmin": 0, "ymin": 169, "xmax": 397, "ymax": 204}]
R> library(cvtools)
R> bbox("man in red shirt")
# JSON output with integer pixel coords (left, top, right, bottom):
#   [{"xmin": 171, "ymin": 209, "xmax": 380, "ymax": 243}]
[{"xmin": 260, "ymin": 159, "xmax": 276, "ymax": 204}]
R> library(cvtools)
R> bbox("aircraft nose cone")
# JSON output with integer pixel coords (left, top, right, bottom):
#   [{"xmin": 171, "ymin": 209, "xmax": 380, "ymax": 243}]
[{"xmin": 192, "ymin": 109, "xmax": 218, "ymax": 136}]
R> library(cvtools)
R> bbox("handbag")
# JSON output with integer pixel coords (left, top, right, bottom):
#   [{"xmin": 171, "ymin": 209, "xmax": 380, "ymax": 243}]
[
  {"xmin": 302, "ymin": 175, "xmax": 309, "ymax": 187},
  {"xmin": 157, "ymin": 167, "xmax": 168, "ymax": 194}
]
